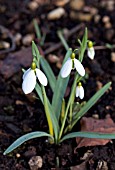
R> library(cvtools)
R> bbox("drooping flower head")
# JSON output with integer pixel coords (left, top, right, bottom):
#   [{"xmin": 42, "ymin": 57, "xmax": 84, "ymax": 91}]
[
  {"xmin": 87, "ymin": 41, "xmax": 95, "ymax": 60},
  {"xmin": 76, "ymin": 82, "xmax": 84, "ymax": 99},
  {"xmin": 22, "ymin": 62, "xmax": 47, "ymax": 94},
  {"xmin": 61, "ymin": 52, "xmax": 85, "ymax": 78}
]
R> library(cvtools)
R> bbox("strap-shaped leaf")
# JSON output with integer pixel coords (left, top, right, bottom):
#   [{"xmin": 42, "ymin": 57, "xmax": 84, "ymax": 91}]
[
  {"xmin": 79, "ymin": 27, "xmax": 88, "ymax": 62},
  {"xmin": 72, "ymin": 82, "xmax": 111, "ymax": 128},
  {"xmin": 52, "ymin": 49, "xmax": 72, "ymax": 120},
  {"xmin": 60, "ymin": 131, "xmax": 115, "ymax": 143},
  {"xmin": 4, "ymin": 131, "xmax": 53, "ymax": 155},
  {"xmin": 40, "ymin": 57, "xmax": 56, "ymax": 92},
  {"xmin": 35, "ymin": 83, "xmax": 59, "ymax": 141}
]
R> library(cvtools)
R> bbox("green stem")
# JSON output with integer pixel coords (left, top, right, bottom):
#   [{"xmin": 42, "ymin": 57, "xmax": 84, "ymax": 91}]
[
  {"xmin": 58, "ymin": 74, "xmax": 78, "ymax": 141},
  {"xmin": 57, "ymin": 30, "xmax": 69, "ymax": 51}
]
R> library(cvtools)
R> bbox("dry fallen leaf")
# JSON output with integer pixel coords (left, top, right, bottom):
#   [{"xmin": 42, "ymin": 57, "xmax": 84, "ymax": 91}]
[
  {"xmin": 0, "ymin": 47, "xmax": 32, "ymax": 79},
  {"xmin": 0, "ymin": 46, "xmax": 43, "ymax": 79},
  {"xmin": 70, "ymin": 161, "xmax": 87, "ymax": 170},
  {"xmin": 75, "ymin": 115, "xmax": 115, "ymax": 149}
]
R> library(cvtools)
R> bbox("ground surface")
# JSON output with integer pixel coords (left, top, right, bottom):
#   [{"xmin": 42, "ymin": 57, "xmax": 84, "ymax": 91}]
[{"xmin": 0, "ymin": 0, "xmax": 115, "ymax": 169}]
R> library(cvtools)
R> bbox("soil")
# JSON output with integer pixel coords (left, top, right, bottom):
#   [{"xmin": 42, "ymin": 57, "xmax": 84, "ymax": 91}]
[{"xmin": 0, "ymin": 0, "xmax": 115, "ymax": 169}]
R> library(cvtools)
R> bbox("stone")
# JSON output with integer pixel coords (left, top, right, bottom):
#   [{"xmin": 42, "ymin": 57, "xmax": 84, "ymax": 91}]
[
  {"xmin": 28, "ymin": 1, "xmax": 39, "ymax": 11},
  {"xmin": 70, "ymin": 0, "xmax": 85, "ymax": 10},
  {"xmin": 54, "ymin": 0, "xmax": 70, "ymax": 6},
  {"xmin": 28, "ymin": 156, "xmax": 43, "ymax": 170},
  {"xmin": 14, "ymin": 33, "xmax": 22, "ymax": 45},
  {"xmin": 94, "ymin": 14, "xmax": 101, "ymax": 23},
  {"xmin": 22, "ymin": 34, "xmax": 35, "ymax": 46},
  {"xmin": 111, "ymin": 52, "xmax": 115, "ymax": 62},
  {"xmin": 0, "ymin": 41, "xmax": 10, "ymax": 49},
  {"xmin": 70, "ymin": 11, "xmax": 92, "ymax": 21},
  {"xmin": 105, "ymin": 22, "xmax": 112, "ymax": 29},
  {"xmin": 47, "ymin": 7, "xmax": 65, "ymax": 20},
  {"xmin": 47, "ymin": 54, "xmax": 60, "ymax": 63},
  {"xmin": 102, "ymin": 16, "xmax": 110, "ymax": 23}
]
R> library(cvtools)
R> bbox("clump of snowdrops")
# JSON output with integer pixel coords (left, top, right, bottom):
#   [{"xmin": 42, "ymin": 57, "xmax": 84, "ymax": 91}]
[{"xmin": 4, "ymin": 28, "xmax": 113, "ymax": 155}]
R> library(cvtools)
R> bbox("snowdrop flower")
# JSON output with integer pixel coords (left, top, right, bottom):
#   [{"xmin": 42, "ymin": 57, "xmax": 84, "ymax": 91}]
[
  {"xmin": 76, "ymin": 82, "xmax": 84, "ymax": 99},
  {"xmin": 22, "ymin": 62, "xmax": 47, "ymax": 94},
  {"xmin": 87, "ymin": 41, "xmax": 95, "ymax": 60},
  {"xmin": 61, "ymin": 52, "xmax": 85, "ymax": 78}
]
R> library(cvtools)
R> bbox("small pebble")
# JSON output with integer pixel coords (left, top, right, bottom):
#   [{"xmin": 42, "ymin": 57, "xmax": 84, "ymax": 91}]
[
  {"xmin": 111, "ymin": 52, "xmax": 115, "ymax": 62},
  {"xmin": 28, "ymin": 156, "xmax": 43, "ymax": 170},
  {"xmin": 70, "ymin": 0, "xmax": 85, "ymax": 10},
  {"xmin": 14, "ymin": 33, "xmax": 22, "ymax": 45},
  {"xmin": 22, "ymin": 34, "xmax": 35, "ymax": 46},
  {"xmin": 56, "ymin": 61, "xmax": 62, "ymax": 69},
  {"xmin": 28, "ymin": 1, "xmax": 39, "ymax": 11},
  {"xmin": 54, "ymin": 0, "xmax": 70, "ymax": 6},
  {"xmin": 16, "ymin": 153, "xmax": 21, "ymax": 158},
  {"xmin": 96, "ymin": 81, "xmax": 103, "ymax": 90},
  {"xmin": 107, "ymin": 0, "xmax": 114, "ymax": 11},
  {"xmin": 70, "ymin": 11, "xmax": 92, "ymax": 21},
  {"xmin": 15, "ymin": 100, "xmax": 24, "ymax": 105},
  {"xmin": 94, "ymin": 14, "xmax": 101, "ymax": 23},
  {"xmin": 105, "ymin": 22, "xmax": 112, "ymax": 29},
  {"xmin": 90, "ymin": 7, "xmax": 98, "ymax": 15},
  {"xmin": 47, "ymin": 7, "xmax": 65, "ymax": 20},
  {"xmin": 102, "ymin": 16, "xmax": 110, "ymax": 23},
  {"xmin": 47, "ymin": 54, "xmax": 60, "ymax": 63},
  {"xmin": 0, "ymin": 41, "xmax": 10, "ymax": 49},
  {"xmin": 92, "ymin": 114, "xmax": 99, "ymax": 119}
]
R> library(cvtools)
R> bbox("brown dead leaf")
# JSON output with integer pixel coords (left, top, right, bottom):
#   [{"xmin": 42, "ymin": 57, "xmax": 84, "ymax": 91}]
[
  {"xmin": 70, "ymin": 161, "xmax": 87, "ymax": 170},
  {"xmin": 0, "ymin": 46, "xmax": 44, "ymax": 79},
  {"xmin": 75, "ymin": 115, "xmax": 115, "ymax": 149},
  {"xmin": 0, "ymin": 47, "xmax": 32, "ymax": 79}
]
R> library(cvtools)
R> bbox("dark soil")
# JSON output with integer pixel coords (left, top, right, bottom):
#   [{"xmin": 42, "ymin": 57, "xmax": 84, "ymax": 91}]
[{"xmin": 0, "ymin": 0, "xmax": 115, "ymax": 169}]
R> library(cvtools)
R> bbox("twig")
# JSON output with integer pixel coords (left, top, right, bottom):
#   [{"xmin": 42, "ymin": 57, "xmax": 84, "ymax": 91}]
[
  {"xmin": 44, "ymin": 23, "xmax": 85, "ymax": 55},
  {"xmin": 94, "ymin": 45, "xmax": 115, "ymax": 50}
]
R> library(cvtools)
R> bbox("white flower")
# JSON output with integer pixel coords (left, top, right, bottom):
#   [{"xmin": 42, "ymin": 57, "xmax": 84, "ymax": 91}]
[
  {"xmin": 61, "ymin": 52, "xmax": 85, "ymax": 78},
  {"xmin": 87, "ymin": 41, "xmax": 95, "ymax": 60},
  {"xmin": 22, "ymin": 62, "xmax": 47, "ymax": 94},
  {"xmin": 76, "ymin": 82, "xmax": 84, "ymax": 99}
]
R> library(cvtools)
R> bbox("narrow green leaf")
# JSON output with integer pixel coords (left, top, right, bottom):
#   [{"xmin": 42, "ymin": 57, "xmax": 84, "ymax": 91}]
[
  {"xmin": 35, "ymin": 83, "xmax": 43, "ymax": 103},
  {"xmin": 52, "ymin": 49, "xmax": 72, "ymax": 120},
  {"xmin": 35, "ymin": 83, "xmax": 59, "ymax": 141},
  {"xmin": 60, "ymin": 131, "xmax": 115, "ymax": 142},
  {"xmin": 79, "ymin": 27, "xmax": 88, "ymax": 62},
  {"xmin": 57, "ymin": 30, "xmax": 69, "ymax": 51},
  {"xmin": 33, "ymin": 19, "xmax": 42, "ymax": 39},
  {"xmin": 4, "ymin": 131, "xmax": 53, "ymax": 155},
  {"xmin": 40, "ymin": 57, "xmax": 56, "ymax": 92},
  {"xmin": 72, "ymin": 82, "xmax": 111, "ymax": 128}
]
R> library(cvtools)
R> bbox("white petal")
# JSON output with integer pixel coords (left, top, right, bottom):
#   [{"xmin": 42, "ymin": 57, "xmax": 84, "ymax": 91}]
[
  {"xmin": 22, "ymin": 70, "xmax": 36, "ymax": 94},
  {"xmin": 87, "ymin": 47, "xmax": 95, "ymax": 60},
  {"xmin": 61, "ymin": 59, "xmax": 72, "ymax": 78},
  {"xmin": 74, "ymin": 59, "xmax": 85, "ymax": 76},
  {"xmin": 36, "ymin": 68, "xmax": 48, "ymax": 86},
  {"xmin": 23, "ymin": 68, "xmax": 31, "ymax": 80},
  {"xmin": 76, "ymin": 86, "xmax": 80, "ymax": 98},
  {"xmin": 79, "ymin": 86, "xmax": 84, "ymax": 99}
]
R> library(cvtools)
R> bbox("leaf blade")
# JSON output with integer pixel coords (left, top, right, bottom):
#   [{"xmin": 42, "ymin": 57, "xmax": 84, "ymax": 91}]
[
  {"xmin": 52, "ymin": 49, "xmax": 72, "ymax": 120},
  {"xmin": 61, "ymin": 131, "xmax": 115, "ymax": 142},
  {"xmin": 4, "ymin": 131, "xmax": 53, "ymax": 155}
]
